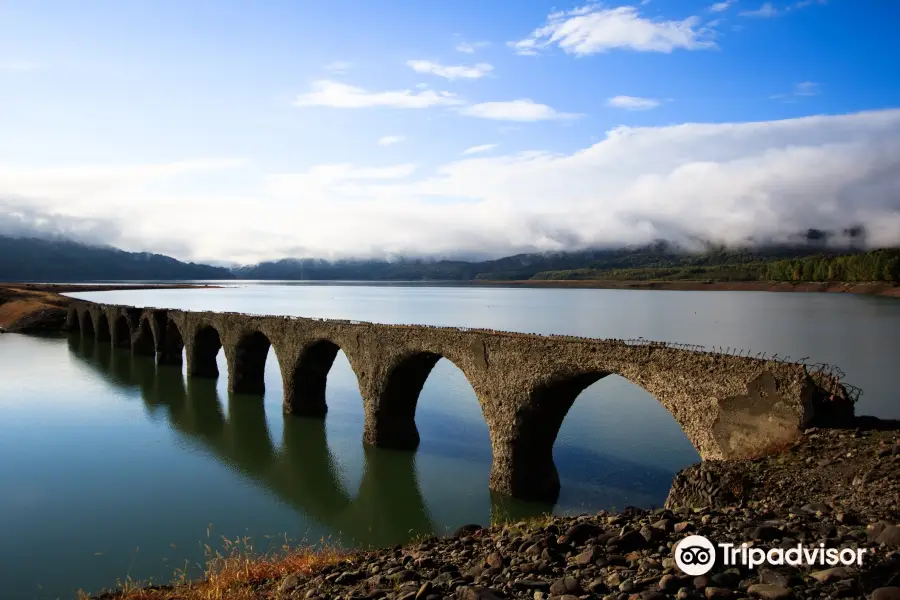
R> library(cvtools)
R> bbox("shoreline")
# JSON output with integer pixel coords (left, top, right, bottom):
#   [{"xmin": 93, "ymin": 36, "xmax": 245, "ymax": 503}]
[
  {"xmin": 471, "ymin": 279, "xmax": 900, "ymax": 297},
  {"xmin": 87, "ymin": 418, "xmax": 900, "ymax": 600}
]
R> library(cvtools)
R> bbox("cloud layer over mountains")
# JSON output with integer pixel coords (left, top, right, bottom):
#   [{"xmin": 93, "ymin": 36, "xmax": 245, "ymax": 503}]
[{"xmin": 2, "ymin": 109, "xmax": 899, "ymax": 264}]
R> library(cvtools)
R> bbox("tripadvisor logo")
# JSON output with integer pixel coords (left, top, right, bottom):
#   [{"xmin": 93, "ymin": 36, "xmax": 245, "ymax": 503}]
[
  {"xmin": 675, "ymin": 535, "xmax": 717, "ymax": 576},
  {"xmin": 674, "ymin": 535, "xmax": 870, "ymax": 576}
]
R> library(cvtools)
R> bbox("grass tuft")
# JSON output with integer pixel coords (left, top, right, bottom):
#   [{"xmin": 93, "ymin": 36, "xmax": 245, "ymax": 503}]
[{"xmin": 77, "ymin": 534, "xmax": 350, "ymax": 600}]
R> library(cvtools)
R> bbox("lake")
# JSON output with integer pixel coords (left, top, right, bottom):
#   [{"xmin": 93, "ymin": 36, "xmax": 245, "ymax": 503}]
[{"xmin": 1, "ymin": 283, "xmax": 898, "ymax": 599}]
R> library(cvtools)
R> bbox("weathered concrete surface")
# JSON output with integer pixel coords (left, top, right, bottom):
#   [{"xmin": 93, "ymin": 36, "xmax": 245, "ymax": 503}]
[{"xmin": 66, "ymin": 300, "xmax": 854, "ymax": 503}]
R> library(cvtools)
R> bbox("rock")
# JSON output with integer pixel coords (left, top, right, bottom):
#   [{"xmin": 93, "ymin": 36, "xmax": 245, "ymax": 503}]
[
  {"xmin": 653, "ymin": 519, "xmax": 673, "ymax": 532},
  {"xmin": 415, "ymin": 582, "xmax": 433, "ymax": 600},
  {"xmin": 757, "ymin": 569, "xmax": 793, "ymax": 588},
  {"xmin": 868, "ymin": 521, "xmax": 891, "ymax": 542},
  {"xmin": 751, "ymin": 525, "xmax": 782, "ymax": 541},
  {"xmin": 279, "ymin": 574, "xmax": 300, "ymax": 594},
  {"xmin": 872, "ymin": 587, "xmax": 900, "ymax": 600},
  {"xmin": 747, "ymin": 584, "xmax": 793, "ymax": 600},
  {"xmin": 609, "ymin": 530, "xmax": 648, "ymax": 553},
  {"xmin": 550, "ymin": 577, "xmax": 583, "ymax": 596},
  {"xmin": 457, "ymin": 586, "xmax": 502, "ymax": 600},
  {"xmin": 801, "ymin": 503, "xmax": 832, "ymax": 514},
  {"xmin": 516, "ymin": 579, "xmax": 550, "ymax": 591},
  {"xmin": 618, "ymin": 579, "xmax": 635, "ymax": 593},
  {"xmin": 335, "ymin": 571, "xmax": 363, "ymax": 585},
  {"xmin": 391, "ymin": 570, "xmax": 419, "ymax": 583},
  {"xmin": 454, "ymin": 524, "xmax": 483, "ymax": 538},
  {"xmin": 677, "ymin": 588, "xmax": 691, "ymax": 600},
  {"xmin": 575, "ymin": 548, "xmax": 596, "ymax": 565},
  {"xmin": 876, "ymin": 524, "xmax": 900, "ymax": 547},
  {"xmin": 566, "ymin": 522, "xmax": 601, "ymax": 544},
  {"xmin": 485, "ymin": 552, "xmax": 504, "ymax": 570},
  {"xmin": 659, "ymin": 574, "xmax": 681, "ymax": 592},
  {"xmin": 705, "ymin": 587, "xmax": 732, "ymax": 599},
  {"xmin": 809, "ymin": 566, "xmax": 857, "ymax": 582},
  {"xmin": 674, "ymin": 522, "xmax": 694, "ymax": 534},
  {"xmin": 710, "ymin": 572, "xmax": 740, "ymax": 588}
]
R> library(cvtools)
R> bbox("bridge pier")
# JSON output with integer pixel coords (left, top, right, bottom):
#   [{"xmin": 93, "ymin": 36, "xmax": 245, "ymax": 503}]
[
  {"xmin": 282, "ymin": 340, "xmax": 341, "ymax": 417},
  {"xmin": 363, "ymin": 411, "xmax": 420, "ymax": 450},
  {"xmin": 229, "ymin": 332, "xmax": 270, "ymax": 395}
]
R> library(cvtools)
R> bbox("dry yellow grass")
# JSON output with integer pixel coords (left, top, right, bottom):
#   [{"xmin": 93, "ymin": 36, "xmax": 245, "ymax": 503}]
[{"xmin": 78, "ymin": 536, "xmax": 353, "ymax": 600}]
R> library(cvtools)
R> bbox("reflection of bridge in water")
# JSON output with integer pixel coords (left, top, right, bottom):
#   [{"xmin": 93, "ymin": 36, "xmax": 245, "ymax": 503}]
[{"xmin": 67, "ymin": 334, "xmax": 550, "ymax": 548}]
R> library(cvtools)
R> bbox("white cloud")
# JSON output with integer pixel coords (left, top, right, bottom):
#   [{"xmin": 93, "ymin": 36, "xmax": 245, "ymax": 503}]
[
  {"xmin": 324, "ymin": 61, "xmax": 351, "ymax": 74},
  {"xmin": 459, "ymin": 99, "xmax": 581, "ymax": 122},
  {"xmin": 741, "ymin": 0, "xmax": 827, "ymax": 17},
  {"xmin": 511, "ymin": 5, "xmax": 717, "ymax": 55},
  {"xmin": 406, "ymin": 60, "xmax": 493, "ymax": 80},
  {"xmin": 294, "ymin": 80, "xmax": 463, "ymax": 109},
  {"xmin": 455, "ymin": 41, "xmax": 490, "ymax": 54},
  {"xmin": 740, "ymin": 2, "xmax": 780, "ymax": 17},
  {"xmin": 377, "ymin": 135, "xmax": 406, "ymax": 146},
  {"xmin": 770, "ymin": 81, "xmax": 821, "ymax": 101},
  {"xmin": 265, "ymin": 163, "xmax": 416, "ymax": 197},
  {"xmin": 462, "ymin": 144, "xmax": 499, "ymax": 155},
  {"xmin": 607, "ymin": 95, "xmax": 662, "ymax": 110},
  {"xmin": 4, "ymin": 110, "xmax": 900, "ymax": 263},
  {"xmin": 709, "ymin": 0, "xmax": 736, "ymax": 12}
]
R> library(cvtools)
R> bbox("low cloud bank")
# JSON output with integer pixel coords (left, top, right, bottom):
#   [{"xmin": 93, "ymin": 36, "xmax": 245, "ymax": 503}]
[{"xmin": 1, "ymin": 109, "xmax": 899, "ymax": 264}]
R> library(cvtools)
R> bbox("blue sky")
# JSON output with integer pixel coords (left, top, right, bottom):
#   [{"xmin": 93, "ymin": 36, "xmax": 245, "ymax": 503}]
[{"xmin": 1, "ymin": 0, "xmax": 899, "ymax": 263}]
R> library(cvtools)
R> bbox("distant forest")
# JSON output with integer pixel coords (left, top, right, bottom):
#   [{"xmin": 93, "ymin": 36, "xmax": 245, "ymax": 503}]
[
  {"xmin": 531, "ymin": 248, "xmax": 900, "ymax": 283},
  {"xmin": 1, "ymin": 234, "xmax": 898, "ymax": 283}
]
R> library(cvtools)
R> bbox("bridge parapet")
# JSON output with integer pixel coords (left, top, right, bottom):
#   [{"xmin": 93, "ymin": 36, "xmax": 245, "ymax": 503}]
[{"xmin": 65, "ymin": 300, "xmax": 857, "ymax": 503}]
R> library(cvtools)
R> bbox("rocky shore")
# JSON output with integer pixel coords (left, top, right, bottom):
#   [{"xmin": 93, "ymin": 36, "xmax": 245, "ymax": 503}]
[{"xmin": 89, "ymin": 420, "xmax": 899, "ymax": 600}]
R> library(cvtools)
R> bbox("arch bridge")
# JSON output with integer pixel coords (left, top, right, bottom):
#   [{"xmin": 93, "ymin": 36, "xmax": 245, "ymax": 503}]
[{"xmin": 66, "ymin": 300, "xmax": 855, "ymax": 503}]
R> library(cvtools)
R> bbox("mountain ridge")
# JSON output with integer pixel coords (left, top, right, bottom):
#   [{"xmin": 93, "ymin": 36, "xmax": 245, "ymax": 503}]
[{"xmin": 1, "ymin": 233, "xmax": 897, "ymax": 283}]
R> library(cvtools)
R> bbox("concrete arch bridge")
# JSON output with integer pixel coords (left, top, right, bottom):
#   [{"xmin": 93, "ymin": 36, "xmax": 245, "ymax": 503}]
[{"xmin": 66, "ymin": 300, "xmax": 856, "ymax": 503}]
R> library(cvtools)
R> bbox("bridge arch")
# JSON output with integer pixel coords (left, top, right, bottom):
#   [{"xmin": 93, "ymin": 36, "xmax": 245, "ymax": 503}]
[
  {"xmin": 133, "ymin": 317, "xmax": 156, "ymax": 357},
  {"xmin": 96, "ymin": 312, "xmax": 111, "ymax": 342},
  {"xmin": 160, "ymin": 318, "xmax": 185, "ymax": 365},
  {"xmin": 80, "ymin": 309, "xmax": 96, "ymax": 337},
  {"xmin": 365, "ymin": 350, "xmax": 484, "ymax": 451},
  {"xmin": 113, "ymin": 314, "xmax": 131, "ymax": 349},
  {"xmin": 285, "ymin": 339, "xmax": 358, "ymax": 417},
  {"xmin": 231, "ymin": 330, "xmax": 272, "ymax": 395},
  {"xmin": 66, "ymin": 306, "xmax": 78, "ymax": 331},
  {"xmin": 190, "ymin": 323, "xmax": 223, "ymax": 378}
]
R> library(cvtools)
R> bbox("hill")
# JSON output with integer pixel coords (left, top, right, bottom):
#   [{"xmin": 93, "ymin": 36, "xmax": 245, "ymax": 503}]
[
  {"xmin": 0, "ymin": 236, "xmax": 236, "ymax": 282},
  {"xmin": 234, "ymin": 243, "xmax": 900, "ymax": 284},
  {"xmin": 2, "ymin": 234, "xmax": 897, "ymax": 285}
]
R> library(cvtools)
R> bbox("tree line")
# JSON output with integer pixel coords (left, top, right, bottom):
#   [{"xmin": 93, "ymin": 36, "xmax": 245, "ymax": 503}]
[{"xmin": 532, "ymin": 249, "xmax": 900, "ymax": 283}]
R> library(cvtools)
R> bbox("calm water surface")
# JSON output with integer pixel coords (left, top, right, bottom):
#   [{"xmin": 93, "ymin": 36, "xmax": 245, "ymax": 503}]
[{"xmin": 2, "ymin": 284, "xmax": 898, "ymax": 599}]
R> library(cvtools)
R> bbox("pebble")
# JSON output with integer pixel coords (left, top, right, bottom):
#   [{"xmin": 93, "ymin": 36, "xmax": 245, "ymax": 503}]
[{"xmin": 747, "ymin": 584, "xmax": 793, "ymax": 600}]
